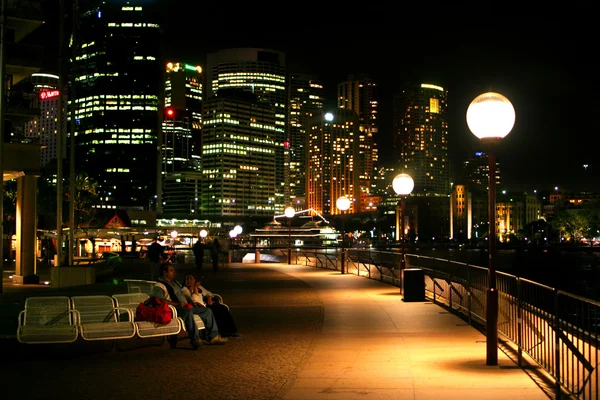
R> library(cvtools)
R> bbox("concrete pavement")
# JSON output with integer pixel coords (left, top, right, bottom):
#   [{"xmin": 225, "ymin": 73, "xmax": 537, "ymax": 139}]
[{"xmin": 0, "ymin": 260, "xmax": 554, "ymax": 400}]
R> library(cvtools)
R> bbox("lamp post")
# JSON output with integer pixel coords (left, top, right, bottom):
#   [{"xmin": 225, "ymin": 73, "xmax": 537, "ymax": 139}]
[
  {"xmin": 199, "ymin": 229, "xmax": 207, "ymax": 243},
  {"xmin": 284, "ymin": 206, "xmax": 295, "ymax": 265},
  {"xmin": 336, "ymin": 196, "xmax": 351, "ymax": 274},
  {"xmin": 466, "ymin": 92, "xmax": 515, "ymax": 366},
  {"xmin": 392, "ymin": 173, "xmax": 414, "ymax": 270}
]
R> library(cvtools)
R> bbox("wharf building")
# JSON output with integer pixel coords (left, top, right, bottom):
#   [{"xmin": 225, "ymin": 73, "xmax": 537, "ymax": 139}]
[
  {"xmin": 71, "ymin": 0, "xmax": 162, "ymax": 210},
  {"xmin": 205, "ymin": 48, "xmax": 288, "ymax": 214},
  {"xmin": 287, "ymin": 73, "xmax": 325, "ymax": 210},
  {"xmin": 307, "ymin": 109, "xmax": 361, "ymax": 216},
  {"xmin": 337, "ymin": 74, "xmax": 379, "ymax": 212},
  {"xmin": 392, "ymin": 83, "xmax": 450, "ymax": 240},
  {"xmin": 161, "ymin": 62, "xmax": 203, "ymax": 217}
]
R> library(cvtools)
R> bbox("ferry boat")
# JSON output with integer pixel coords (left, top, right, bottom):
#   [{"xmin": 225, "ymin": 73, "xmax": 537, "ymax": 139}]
[{"xmin": 249, "ymin": 209, "xmax": 339, "ymax": 248}]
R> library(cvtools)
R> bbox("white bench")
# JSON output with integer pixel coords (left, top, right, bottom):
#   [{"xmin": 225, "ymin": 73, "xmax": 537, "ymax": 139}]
[
  {"xmin": 71, "ymin": 295, "xmax": 136, "ymax": 341},
  {"xmin": 112, "ymin": 293, "xmax": 181, "ymax": 338},
  {"xmin": 17, "ymin": 296, "xmax": 79, "ymax": 344}
]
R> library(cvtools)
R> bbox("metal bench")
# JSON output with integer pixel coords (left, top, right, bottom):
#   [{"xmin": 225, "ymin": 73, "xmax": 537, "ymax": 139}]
[
  {"xmin": 112, "ymin": 293, "xmax": 181, "ymax": 338},
  {"xmin": 71, "ymin": 295, "xmax": 136, "ymax": 341},
  {"xmin": 124, "ymin": 279, "xmax": 157, "ymax": 295},
  {"xmin": 17, "ymin": 296, "xmax": 79, "ymax": 344}
]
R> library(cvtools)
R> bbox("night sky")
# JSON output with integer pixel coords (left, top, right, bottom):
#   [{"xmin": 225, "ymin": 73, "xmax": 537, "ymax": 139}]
[{"xmin": 32, "ymin": 2, "xmax": 599, "ymax": 193}]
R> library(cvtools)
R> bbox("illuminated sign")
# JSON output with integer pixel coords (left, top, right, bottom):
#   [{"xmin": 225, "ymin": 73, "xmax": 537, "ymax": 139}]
[{"xmin": 40, "ymin": 90, "xmax": 60, "ymax": 100}]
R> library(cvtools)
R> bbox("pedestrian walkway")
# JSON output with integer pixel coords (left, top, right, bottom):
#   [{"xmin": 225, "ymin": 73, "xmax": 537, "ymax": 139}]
[{"xmin": 0, "ymin": 261, "xmax": 554, "ymax": 400}]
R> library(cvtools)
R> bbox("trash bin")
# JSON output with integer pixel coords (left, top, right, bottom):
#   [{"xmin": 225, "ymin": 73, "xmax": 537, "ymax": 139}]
[{"xmin": 402, "ymin": 268, "xmax": 425, "ymax": 302}]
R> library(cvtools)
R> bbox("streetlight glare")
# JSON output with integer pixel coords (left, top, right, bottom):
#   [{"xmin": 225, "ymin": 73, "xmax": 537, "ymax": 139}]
[
  {"xmin": 336, "ymin": 196, "xmax": 351, "ymax": 212},
  {"xmin": 233, "ymin": 225, "xmax": 243, "ymax": 235},
  {"xmin": 199, "ymin": 229, "xmax": 208, "ymax": 238},
  {"xmin": 466, "ymin": 92, "xmax": 515, "ymax": 140},
  {"xmin": 392, "ymin": 173, "xmax": 414, "ymax": 196},
  {"xmin": 284, "ymin": 206, "xmax": 295, "ymax": 218}
]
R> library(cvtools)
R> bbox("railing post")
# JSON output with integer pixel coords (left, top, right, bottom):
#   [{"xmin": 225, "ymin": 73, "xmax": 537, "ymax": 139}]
[
  {"xmin": 554, "ymin": 289, "xmax": 561, "ymax": 400},
  {"xmin": 517, "ymin": 278, "xmax": 522, "ymax": 367},
  {"xmin": 467, "ymin": 264, "xmax": 472, "ymax": 326}
]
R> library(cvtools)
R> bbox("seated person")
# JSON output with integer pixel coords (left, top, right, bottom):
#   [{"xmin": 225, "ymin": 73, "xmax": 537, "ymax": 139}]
[
  {"xmin": 183, "ymin": 272, "xmax": 239, "ymax": 338},
  {"xmin": 151, "ymin": 263, "xmax": 227, "ymax": 349}
]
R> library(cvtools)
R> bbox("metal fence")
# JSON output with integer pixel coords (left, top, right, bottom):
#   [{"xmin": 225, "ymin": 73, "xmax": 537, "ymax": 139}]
[{"xmin": 262, "ymin": 247, "xmax": 599, "ymax": 400}]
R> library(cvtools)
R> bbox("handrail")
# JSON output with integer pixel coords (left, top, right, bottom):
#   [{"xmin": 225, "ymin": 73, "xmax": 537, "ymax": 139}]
[{"xmin": 288, "ymin": 247, "xmax": 599, "ymax": 400}]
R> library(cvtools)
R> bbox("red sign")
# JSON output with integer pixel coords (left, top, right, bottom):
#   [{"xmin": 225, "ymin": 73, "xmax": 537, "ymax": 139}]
[{"xmin": 40, "ymin": 90, "xmax": 60, "ymax": 100}]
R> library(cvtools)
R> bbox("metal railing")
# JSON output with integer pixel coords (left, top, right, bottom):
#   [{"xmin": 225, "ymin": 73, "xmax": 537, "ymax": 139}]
[{"xmin": 263, "ymin": 247, "xmax": 599, "ymax": 400}]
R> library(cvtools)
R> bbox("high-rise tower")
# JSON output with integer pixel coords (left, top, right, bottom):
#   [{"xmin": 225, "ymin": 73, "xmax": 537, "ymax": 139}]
[
  {"xmin": 72, "ymin": 0, "xmax": 162, "ymax": 209},
  {"xmin": 337, "ymin": 74, "xmax": 378, "ymax": 207},
  {"xmin": 201, "ymin": 90, "xmax": 278, "ymax": 216},
  {"xmin": 206, "ymin": 48, "xmax": 287, "ymax": 213},
  {"xmin": 161, "ymin": 61, "xmax": 203, "ymax": 216},
  {"xmin": 307, "ymin": 109, "xmax": 360, "ymax": 216},
  {"xmin": 393, "ymin": 83, "xmax": 450, "ymax": 195},
  {"xmin": 287, "ymin": 73, "xmax": 324, "ymax": 209}
]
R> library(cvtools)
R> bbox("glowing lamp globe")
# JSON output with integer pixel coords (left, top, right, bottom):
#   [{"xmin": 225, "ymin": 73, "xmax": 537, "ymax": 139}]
[
  {"xmin": 234, "ymin": 225, "xmax": 243, "ymax": 235},
  {"xmin": 392, "ymin": 173, "xmax": 414, "ymax": 196},
  {"xmin": 336, "ymin": 196, "xmax": 351, "ymax": 212},
  {"xmin": 466, "ymin": 92, "xmax": 515, "ymax": 141},
  {"xmin": 229, "ymin": 230, "xmax": 237, "ymax": 238},
  {"xmin": 284, "ymin": 206, "xmax": 295, "ymax": 219},
  {"xmin": 199, "ymin": 229, "xmax": 207, "ymax": 239},
  {"xmin": 170, "ymin": 230, "xmax": 178, "ymax": 239}
]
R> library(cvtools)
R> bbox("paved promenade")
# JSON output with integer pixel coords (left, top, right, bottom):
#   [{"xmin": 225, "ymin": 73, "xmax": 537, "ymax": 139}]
[{"xmin": 0, "ymin": 260, "xmax": 554, "ymax": 400}]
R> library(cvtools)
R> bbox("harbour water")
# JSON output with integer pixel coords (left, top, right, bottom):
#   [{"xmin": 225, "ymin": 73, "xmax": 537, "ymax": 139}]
[{"xmin": 404, "ymin": 246, "xmax": 600, "ymax": 302}]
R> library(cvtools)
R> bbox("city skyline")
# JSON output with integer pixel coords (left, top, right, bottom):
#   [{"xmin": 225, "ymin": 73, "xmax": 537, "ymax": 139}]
[{"xmin": 31, "ymin": 3, "xmax": 598, "ymax": 193}]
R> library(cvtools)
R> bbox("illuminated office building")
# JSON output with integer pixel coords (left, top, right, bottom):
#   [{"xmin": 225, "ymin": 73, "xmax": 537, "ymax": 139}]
[
  {"xmin": 337, "ymin": 74, "xmax": 379, "ymax": 210},
  {"xmin": 393, "ymin": 83, "xmax": 450, "ymax": 195},
  {"xmin": 206, "ymin": 48, "xmax": 287, "ymax": 213},
  {"xmin": 307, "ymin": 109, "xmax": 360, "ymax": 216},
  {"xmin": 287, "ymin": 73, "xmax": 324, "ymax": 209},
  {"xmin": 24, "ymin": 73, "xmax": 66, "ymax": 166},
  {"xmin": 462, "ymin": 151, "xmax": 501, "ymax": 191},
  {"xmin": 161, "ymin": 62, "xmax": 203, "ymax": 216},
  {"xmin": 201, "ymin": 90, "xmax": 279, "ymax": 216},
  {"xmin": 71, "ymin": 1, "xmax": 162, "ymax": 209}
]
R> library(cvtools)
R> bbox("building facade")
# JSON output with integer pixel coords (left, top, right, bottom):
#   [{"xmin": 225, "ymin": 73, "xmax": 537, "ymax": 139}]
[
  {"xmin": 161, "ymin": 62, "xmax": 203, "ymax": 216},
  {"xmin": 337, "ymin": 74, "xmax": 379, "ymax": 207},
  {"xmin": 393, "ymin": 83, "xmax": 450, "ymax": 196},
  {"xmin": 206, "ymin": 48, "xmax": 287, "ymax": 213},
  {"xmin": 72, "ymin": 0, "xmax": 162, "ymax": 209},
  {"xmin": 462, "ymin": 151, "xmax": 501, "ymax": 191},
  {"xmin": 287, "ymin": 73, "xmax": 324, "ymax": 209},
  {"xmin": 307, "ymin": 109, "xmax": 360, "ymax": 216},
  {"xmin": 201, "ymin": 90, "xmax": 278, "ymax": 216}
]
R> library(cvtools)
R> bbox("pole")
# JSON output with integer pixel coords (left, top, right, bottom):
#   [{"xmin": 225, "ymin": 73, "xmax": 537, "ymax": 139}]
[
  {"xmin": 486, "ymin": 149, "xmax": 498, "ymax": 365},
  {"xmin": 341, "ymin": 213, "xmax": 346, "ymax": 274},
  {"xmin": 400, "ymin": 197, "xmax": 406, "ymax": 270},
  {"xmin": 68, "ymin": 0, "xmax": 78, "ymax": 265},
  {"xmin": 0, "ymin": 0, "xmax": 7, "ymax": 293},
  {"xmin": 287, "ymin": 217, "xmax": 291, "ymax": 265},
  {"xmin": 56, "ymin": 0, "xmax": 65, "ymax": 266}
]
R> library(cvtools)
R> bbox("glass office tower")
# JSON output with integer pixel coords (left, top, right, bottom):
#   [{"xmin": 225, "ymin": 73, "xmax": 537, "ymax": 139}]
[{"xmin": 72, "ymin": 0, "xmax": 162, "ymax": 209}]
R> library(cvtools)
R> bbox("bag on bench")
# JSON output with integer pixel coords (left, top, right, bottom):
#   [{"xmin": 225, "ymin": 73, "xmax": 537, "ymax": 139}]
[{"xmin": 135, "ymin": 296, "xmax": 173, "ymax": 324}]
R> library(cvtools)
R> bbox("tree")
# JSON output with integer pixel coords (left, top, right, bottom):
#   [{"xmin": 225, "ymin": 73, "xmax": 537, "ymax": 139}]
[
  {"xmin": 65, "ymin": 172, "xmax": 100, "ymax": 228},
  {"xmin": 550, "ymin": 210, "xmax": 593, "ymax": 244}
]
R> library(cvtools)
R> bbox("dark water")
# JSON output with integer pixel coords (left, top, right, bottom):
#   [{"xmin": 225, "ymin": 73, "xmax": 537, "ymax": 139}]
[{"xmin": 405, "ymin": 246, "xmax": 600, "ymax": 302}]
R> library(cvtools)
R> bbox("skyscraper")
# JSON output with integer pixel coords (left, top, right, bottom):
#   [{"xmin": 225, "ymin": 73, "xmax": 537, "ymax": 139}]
[
  {"xmin": 161, "ymin": 62, "xmax": 203, "ymax": 216},
  {"xmin": 201, "ymin": 90, "xmax": 278, "ymax": 216},
  {"xmin": 393, "ymin": 83, "xmax": 450, "ymax": 196},
  {"xmin": 337, "ymin": 74, "xmax": 378, "ymax": 208},
  {"xmin": 72, "ymin": 0, "xmax": 162, "ymax": 209},
  {"xmin": 24, "ymin": 73, "xmax": 66, "ymax": 166},
  {"xmin": 462, "ymin": 151, "xmax": 502, "ymax": 191},
  {"xmin": 307, "ymin": 110, "xmax": 360, "ymax": 215},
  {"xmin": 287, "ymin": 73, "xmax": 324, "ymax": 209},
  {"xmin": 206, "ymin": 48, "xmax": 287, "ymax": 213}
]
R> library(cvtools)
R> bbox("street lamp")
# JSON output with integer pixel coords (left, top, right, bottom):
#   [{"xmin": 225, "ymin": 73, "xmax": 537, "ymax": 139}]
[
  {"xmin": 199, "ymin": 229, "xmax": 207, "ymax": 243},
  {"xmin": 284, "ymin": 206, "xmax": 295, "ymax": 265},
  {"xmin": 392, "ymin": 173, "xmax": 414, "ymax": 270},
  {"xmin": 336, "ymin": 196, "xmax": 351, "ymax": 274},
  {"xmin": 466, "ymin": 91, "xmax": 515, "ymax": 366}
]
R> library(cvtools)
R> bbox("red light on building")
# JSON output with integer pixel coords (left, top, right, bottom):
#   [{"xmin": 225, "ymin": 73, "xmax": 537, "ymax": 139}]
[
  {"xmin": 165, "ymin": 108, "xmax": 174, "ymax": 117},
  {"xmin": 284, "ymin": 141, "xmax": 290, "ymax": 150},
  {"xmin": 40, "ymin": 90, "xmax": 60, "ymax": 100}
]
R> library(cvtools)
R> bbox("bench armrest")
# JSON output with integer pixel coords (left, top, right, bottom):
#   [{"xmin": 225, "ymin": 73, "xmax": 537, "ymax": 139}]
[{"xmin": 112, "ymin": 307, "xmax": 133, "ymax": 321}]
